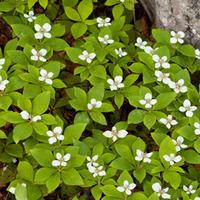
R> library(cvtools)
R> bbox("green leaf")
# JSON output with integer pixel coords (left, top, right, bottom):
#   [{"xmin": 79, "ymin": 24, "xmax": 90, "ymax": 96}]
[
  {"xmin": 163, "ymin": 171, "xmax": 181, "ymax": 189},
  {"xmin": 176, "ymin": 125, "xmax": 196, "ymax": 141},
  {"xmin": 61, "ymin": 168, "xmax": 83, "ymax": 185},
  {"xmin": 133, "ymin": 167, "xmax": 146, "ymax": 183},
  {"xmin": 71, "ymin": 22, "xmax": 87, "ymax": 39},
  {"xmin": 0, "ymin": 96, "xmax": 12, "ymax": 111},
  {"xmin": 100, "ymin": 185, "xmax": 122, "ymax": 198},
  {"xmin": 7, "ymin": 50, "xmax": 29, "ymax": 65},
  {"xmin": 11, "ymin": 24, "xmax": 34, "ymax": 38},
  {"xmin": 143, "ymin": 113, "xmax": 156, "ymax": 129},
  {"xmin": 30, "ymin": 148, "xmax": 54, "ymax": 167},
  {"xmin": 46, "ymin": 38, "xmax": 69, "ymax": 51},
  {"xmin": 178, "ymin": 44, "xmax": 195, "ymax": 57},
  {"xmin": 46, "ymin": 172, "xmax": 60, "ymax": 193},
  {"xmin": 17, "ymin": 161, "xmax": 34, "ymax": 182},
  {"xmin": 63, "ymin": 123, "xmax": 87, "ymax": 144},
  {"xmin": 5, "ymin": 144, "xmax": 23, "ymax": 158},
  {"xmin": 154, "ymin": 92, "xmax": 176, "ymax": 110},
  {"xmin": 39, "ymin": 0, "xmax": 48, "ymax": 8},
  {"xmin": 15, "ymin": 183, "xmax": 28, "ymax": 200},
  {"xmin": 159, "ymin": 136, "xmax": 176, "ymax": 166},
  {"xmin": 194, "ymin": 138, "xmax": 200, "ymax": 153},
  {"xmin": 78, "ymin": 0, "xmax": 93, "ymax": 20},
  {"xmin": 62, "ymin": 0, "xmax": 78, "ymax": 7},
  {"xmin": 0, "ymin": 111, "xmax": 24, "ymax": 123},
  {"xmin": 152, "ymin": 29, "xmax": 170, "ymax": 44},
  {"xmin": 35, "ymin": 168, "xmax": 57, "ymax": 184},
  {"xmin": 180, "ymin": 150, "xmax": 200, "ymax": 164},
  {"xmin": 64, "ymin": 7, "xmax": 81, "ymax": 21},
  {"xmin": 13, "ymin": 122, "xmax": 33, "ymax": 143},
  {"xmin": 0, "ymin": 130, "xmax": 7, "ymax": 139},
  {"xmin": 128, "ymin": 109, "xmax": 146, "ymax": 124},
  {"xmin": 89, "ymin": 112, "xmax": 107, "ymax": 125},
  {"xmin": 32, "ymin": 91, "xmax": 50, "ymax": 115},
  {"xmin": 112, "ymin": 4, "xmax": 124, "ymax": 20},
  {"xmin": 110, "ymin": 158, "xmax": 133, "ymax": 170}
]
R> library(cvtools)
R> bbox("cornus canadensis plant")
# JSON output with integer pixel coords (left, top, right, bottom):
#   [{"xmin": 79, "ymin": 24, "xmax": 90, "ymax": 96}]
[{"xmin": 0, "ymin": 1, "xmax": 200, "ymax": 200}]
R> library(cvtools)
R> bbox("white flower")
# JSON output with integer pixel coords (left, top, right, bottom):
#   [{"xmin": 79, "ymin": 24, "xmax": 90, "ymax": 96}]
[
  {"xmin": 88, "ymin": 165, "xmax": 106, "ymax": 177},
  {"xmin": 86, "ymin": 155, "xmax": 99, "ymax": 168},
  {"xmin": 135, "ymin": 37, "xmax": 147, "ymax": 49},
  {"xmin": 117, "ymin": 180, "xmax": 136, "ymax": 196},
  {"xmin": 96, "ymin": 17, "xmax": 111, "ymax": 27},
  {"xmin": 47, "ymin": 127, "xmax": 64, "ymax": 144},
  {"xmin": 12, "ymin": 158, "xmax": 17, "ymax": 163},
  {"xmin": 0, "ymin": 58, "xmax": 5, "ymax": 70},
  {"xmin": 172, "ymin": 136, "xmax": 187, "ymax": 152},
  {"xmin": 155, "ymin": 70, "xmax": 170, "ymax": 84},
  {"xmin": 170, "ymin": 31, "xmax": 185, "ymax": 44},
  {"xmin": 0, "ymin": 76, "xmax": 9, "ymax": 91},
  {"xmin": 183, "ymin": 185, "xmax": 196, "ymax": 195},
  {"xmin": 78, "ymin": 50, "xmax": 96, "ymax": 63},
  {"xmin": 98, "ymin": 34, "xmax": 114, "ymax": 45},
  {"xmin": 144, "ymin": 46, "xmax": 158, "ymax": 55},
  {"xmin": 21, "ymin": 183, "xmax": 26, "ymax": 187},
  {"xmin": 31, "ymin": 48, "xmax": 47, "ymax": 62},
  {"xmin": 195, "ymin": 49, "xmax": 200, "ymax": 59},
  {"xmin": 179, "ymin": 99, "xmax": 197, "ymax": 117},
  {"xmin": 8, "ymin": 187, "xmax": 16, "ymax": 194},
  {"xmin": 135, "ymin": 149, "xmax": 153, "ymax": 163},
  {"xmin": 115, "ymin": 48, "xmax": 127, "ymax": 57},
  {"xmin": 107, "ymin": 76, "xmax": 124, "ymax": 91},
  {"xmin": 120, "ymin": 0, "xmax": 125, "ymax": 2},
  {"xmin": 194, "ymin": 197, "xmax": 200, "ymax": 200},
  {"xmin": 24, "ymin": 11, "xmax": 36, "ymax": 22},
  {"xmin": 194, "ymin": 122, "xmax": 200, "ymax": 135},
  {"xmin": 38, "ymin": 68, "xmax": 53, "ymax": 85},
  {"xmin": 152, "ymin": 183, "xmax": 171, "ymax": 199},
  {"xmin": 159, "ymin": 115, "xmax": 178, "ymax": 129},
  {"xmin": 139, "ymin": 93, "xmax": 157, "ymax": 109},
  {"xmin": 163, "ymin": 153, "xmax": 182, "ymax": 165},
  {"xmin": 20, "ymin": 110, "xmax": 41, "ymax": 122},
  {"xmin": 168, "ymin": 79, "xmax": 187, "ymax": 93},
  {"xmin": 103, "ymin": 126, "xmax": 128, "ymax": 142},
  {"xmin": 87, "ymin": 98, "xmax": 102, "ymax": 110},
  {"xmin": 152, "ymin": 55, "xmax": 170, "ymax": 69},
  {"xmin": 34, "ymin": 23, "xmax": 52, "ymax": 39},
  {"xmin": 52, "ymin": 153, "xmax": 71, "ymax": 167}
]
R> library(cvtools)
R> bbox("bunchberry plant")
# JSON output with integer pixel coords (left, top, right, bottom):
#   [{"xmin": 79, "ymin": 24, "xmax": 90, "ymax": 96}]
[{"xmin": 0, "ymin": 0, "xmax": 199, "ymax": 200}]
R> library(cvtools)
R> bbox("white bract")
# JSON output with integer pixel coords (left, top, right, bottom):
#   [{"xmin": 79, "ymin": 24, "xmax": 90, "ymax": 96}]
[
  {"xmin": 170, "ymin": 31, "xmax": 185, "ymax": 44},
  {"xmin": 47, "ymin": 127, "xmax": 64, "ymax": 144},
  {"xmin": 20, "ymin": 111, "xmax": 41, "ymax": 122},
  {"xmin": 120, "ymin": 0, "xmax": 125, "ymax": 2},
  {"xmin": 183, "ymin": 185, "xmax": 196, "ymax": 195},
  {"xmin": 115, "ymin": 48, "xmax": 127, "ymax": 57},
  {"xmin": 103, "ymin": 126, "xmax": 128, "ymax": 142},
  {"xmin": 87, "ymin": 98, "xmax": 102, "ymax": 110},
  {"xmin": 8, "ymin": 187, "xmax": 16, "ymax": 194},
  {"xmin": 31, "ymin": 48, "xmax": 47, "ymax": 62},
  {"xmin": 194, "ymin": 197, "xmax": 200, "ymax": 200},
  {"xmin": 172, "ymin": 136, "xmax": 187, "ymax": 152},
  {"xmin": 135, "ymin": 37, "xmax": 147, "ymax": 49},
  {"xmin": 155, "ymin": 70, "xmax": 170, "ymax": 84},
  {"xmin": 86, "ymin": 155, "xmax": 99, "ymax": 168},
  {"xmin": 159, "ymin": 115, "xmax": 178, "ymax": 129},
  {"xmin": 139, "ymin": 93, "xmax": 157, "ymax": 109},
  {"xmin": 96, "ymin": 17, "xmax": 111, "ymax": 27},
  {"xmin": 179, "ymin": 99, "xmax": 197, "ymax": 117},
  {"xmin": 194, "ymin": 122, "xmax": 200, "ymax": 135},
  {"xmin": 163, "ymin": 153, "xmax": 182, "ymax": 165},
  {"xmin": 0, "ymin": 58, "xmax": 5, "ymax": 70},
  {"xmin": 168, "ymin": 79, "xmax": 187, "ymax": 93},
  {"xmin": 38, "ymin": 68, "xmax": 54, "ymax": 85},
  {"xmin": 117, "ymin": 180, "xmax": 136, "ymax": 196},
  {"xmin": 88, "ymin": 165, "xmax": 106, "ymax": 177},
  {"xmin": 135, "ymin": 149, "xmax": 153, "ymax": 163},
  {"xmin": 152, "ymin": 183, "xmax": 171, "ymax": 199},
  {"xmin": 98, "ymin": 34, "xmax": 114, "ymax": 45},
  {"xmin": 78, "ymin": 50, "xmax": 96, "ymax": 63},
  {"xmin": 195, "ymin": 49, "xmax": 200, "ymax": 59},
  {"xmin": 34, "ymin": 23, "xmax": 52, "ymax": 39},
  {"xmin": 152, "ymin": 55, "xmax": 170, "ymax": 69},
  {"xmin": 52, "ymin": 153, "xmax": 71, "ymax": 167},
  {"xmin": 144, "ymin": 46, "xmax": 158, "ymax": 55},
  {"xmin": 0, "ymin": 76, "xmax": 9, "ymax": 91},
  {"xmin": 24, "ymin": 11, "xmax": 36, "ymax": 22},
  {"xmin": 107, "ymin": 76, "xmax": 124, "ymax": 91}
]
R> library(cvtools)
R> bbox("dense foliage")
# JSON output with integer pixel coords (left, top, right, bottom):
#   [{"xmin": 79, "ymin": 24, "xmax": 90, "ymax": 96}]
[{"xmin": 0, "ymin": 0, "xmax": 199, "ymax": 200}]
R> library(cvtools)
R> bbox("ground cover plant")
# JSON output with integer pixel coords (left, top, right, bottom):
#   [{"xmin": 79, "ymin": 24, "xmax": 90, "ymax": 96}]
[{"xmin": 0, "ymin": 0, "xmax": 200, "ymax": 200}]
